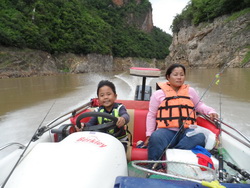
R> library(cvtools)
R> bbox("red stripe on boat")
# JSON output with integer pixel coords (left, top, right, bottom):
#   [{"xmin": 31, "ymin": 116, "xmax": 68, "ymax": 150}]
[{"xmin": 130, "ymin": 67, "xmax": 160, "ymax": 71}]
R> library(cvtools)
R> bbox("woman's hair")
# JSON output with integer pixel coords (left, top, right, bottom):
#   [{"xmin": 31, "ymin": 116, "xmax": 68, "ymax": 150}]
[
  {"xmin": 165, "ymin": 63, "xmax": 186, "ymax": 78},
  {"xmin": 97, "ymin": 80, "xmax": 116, "ymax": 96}
]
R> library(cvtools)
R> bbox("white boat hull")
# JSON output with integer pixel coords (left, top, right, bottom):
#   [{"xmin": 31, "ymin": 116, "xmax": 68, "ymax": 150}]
[
  {"xmin": 221, "ymin": 131, "xmax": 250, "ymax": 171},
  {"xmin": 3, "ymin": 132, "xmax": 128, "ymax": 188}
]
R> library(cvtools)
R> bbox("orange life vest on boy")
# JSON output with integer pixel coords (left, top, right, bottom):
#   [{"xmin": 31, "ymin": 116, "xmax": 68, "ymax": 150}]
[{"xmin": 156, "ymin": 82, "xmax": 196, "ymax": 129}]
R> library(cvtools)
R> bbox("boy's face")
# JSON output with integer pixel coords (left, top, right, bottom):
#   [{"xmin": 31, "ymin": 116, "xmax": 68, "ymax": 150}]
[{"xmin": 98, "ymin": 86, "xmax": 117, "ymax": 111}]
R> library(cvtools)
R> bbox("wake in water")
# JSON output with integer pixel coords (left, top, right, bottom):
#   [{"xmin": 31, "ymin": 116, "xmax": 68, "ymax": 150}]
[{"xmin": 114, "ymin": 73, "xmax": 137, "ymax": 100}]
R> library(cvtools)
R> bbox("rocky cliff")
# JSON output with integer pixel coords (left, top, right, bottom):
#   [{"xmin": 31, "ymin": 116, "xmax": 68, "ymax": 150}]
[
  {"xmin": 112, "ymin": 0, "xmax": 153, "ymax": 33},
  {"xmin": 166, "ymin": 12, "xmax": 250, "ymax": 68}
]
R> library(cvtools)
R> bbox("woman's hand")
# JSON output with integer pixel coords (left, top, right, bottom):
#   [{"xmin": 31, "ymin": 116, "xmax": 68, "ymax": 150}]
[
  {"xmin": 75, "ymin": 123, "xmax": 85, "ymax": 132},
  {"xmin": 144, "ymin": 136, "xmax": 150, "ymax": 147},
  {"xmin": 116, "ymin": 117, "xmax": 126, "ymax": 128},
  {"xmin": 209, "ymin": 113, "xmax": 218, "ymax": 121}
]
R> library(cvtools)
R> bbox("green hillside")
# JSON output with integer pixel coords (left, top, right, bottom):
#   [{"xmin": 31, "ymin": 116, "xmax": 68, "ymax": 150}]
[
  {"xmin": 171, "ymin": 0, "xmax": 250, "ymax": 33},
  {"xmin": 0, "ymin": 0, "xmax": 172, "ymax": 59}
]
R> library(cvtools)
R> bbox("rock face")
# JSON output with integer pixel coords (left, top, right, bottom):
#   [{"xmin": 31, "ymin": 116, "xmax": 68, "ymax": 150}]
[
  {"xmin": 112, "ymin": 0, "xmax": 153, "ymax": 33},
  {"xmin": 67, "ymin": 54, "xmax": 164, "ymax": 73},
  {"xmin": 112, "ymin": 0, "xmax": 141, "ymax": 7},
  {"xmin": 166, "ymin": 12, "xmax": 250, "ymax": 68},
  {"xmin": 0, "ymin": 46, "xmax": 165, "ymax": 78},
  {"xmin": 70, "ymin": 54, "xmax": 114, "ymax": 73},
  {"xmin": 0, "ymin": 47, "xmax": 58, "ymax": 78},
  {"xmin": 112, "ymin": 0, "xmax": 129, "ymax": 6}
]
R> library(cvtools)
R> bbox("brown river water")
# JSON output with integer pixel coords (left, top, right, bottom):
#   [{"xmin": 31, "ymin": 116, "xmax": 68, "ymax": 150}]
[{"xmin": 0, "ymin": 68, "xmax": 250, "ymax": 150}]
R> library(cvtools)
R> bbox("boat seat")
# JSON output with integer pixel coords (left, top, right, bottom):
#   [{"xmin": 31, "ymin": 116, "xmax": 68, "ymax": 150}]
[
  {"xmin": 116, "ymin": 100, "xmax": 149, "ymax": 161},
  {"xmin": 126, "ymin": 109, "xmax": 148, "ymax": 161},
  {"xmin": 196, "ymin": 116, "xmax": 220, "ymax": 136},
  {"xmin": 70, "ymin": 109, "xmax": 92, "ymax": 125}
]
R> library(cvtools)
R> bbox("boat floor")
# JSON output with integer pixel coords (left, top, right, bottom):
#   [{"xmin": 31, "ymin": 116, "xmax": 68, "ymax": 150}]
[{"xmin": 115, "ymin": 176, "xmax": 250, "ymax": 188}]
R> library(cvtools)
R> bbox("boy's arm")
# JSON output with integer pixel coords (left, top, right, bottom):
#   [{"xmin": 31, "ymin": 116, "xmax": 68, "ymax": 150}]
[
  {"xmin": 119, "ymin": 105, "xmax": 130, "ymax": 124},
  {"xmin": 84, "ymin": 116, "xmax": 98, "ymax": 127},
  {"xmin": 84, "ymin": 108, "xmax": 99, "ymax": 127}
]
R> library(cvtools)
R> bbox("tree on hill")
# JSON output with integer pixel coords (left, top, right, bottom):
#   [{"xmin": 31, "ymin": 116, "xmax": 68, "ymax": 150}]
[{"xmin": 171, "ymin": 0, "xmax": 250, "ymax": 33}]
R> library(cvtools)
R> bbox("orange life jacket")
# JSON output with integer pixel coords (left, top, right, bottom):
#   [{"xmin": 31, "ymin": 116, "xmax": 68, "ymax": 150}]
[{"xmin": 156, "ymin": 82, "xmax": 196, "ymax": 129}]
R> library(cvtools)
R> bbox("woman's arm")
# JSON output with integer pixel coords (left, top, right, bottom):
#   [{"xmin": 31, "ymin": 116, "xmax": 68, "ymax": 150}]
[{"xmin": 189, "ymin": 87, "xmax": 218, "ymax": 119}]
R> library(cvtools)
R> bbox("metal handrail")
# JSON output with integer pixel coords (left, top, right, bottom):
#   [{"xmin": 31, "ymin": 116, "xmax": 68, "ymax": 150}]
[
  {"xmin": 214, "ymin": 118, "xmax": 250, "ymax": 144},
  {"xmin": 200, "ymin": 114, "xmax": 250, "ymax": 147},
  {"xmin": 221, "ymin": 128, "xmax": 250, "ymax": 148},
  {"xmin": 131, "ymin": 160, "xmax": 216, "ymax": 184},
  {"xmin": 0, "ymin": 142, "xmax": 25, "ymax": 152},
  {"xmin": 31, "ymin": 101, "xmax": 93, "ymax": 141},
  {"xmin": 44, "ymin": 100, "xmax": 93, "ymax": 129}
]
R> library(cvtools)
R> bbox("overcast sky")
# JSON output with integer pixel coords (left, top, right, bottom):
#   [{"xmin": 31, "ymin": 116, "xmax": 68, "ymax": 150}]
[{"xmin": 149, "ymin": 0, "xmax": 190, "ymax": 34}]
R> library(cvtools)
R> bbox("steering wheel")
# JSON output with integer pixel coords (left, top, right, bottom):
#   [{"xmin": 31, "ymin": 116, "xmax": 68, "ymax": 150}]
[{"xmin": 76, "ymin": 112, "xmax": 120, "ymax": 137}]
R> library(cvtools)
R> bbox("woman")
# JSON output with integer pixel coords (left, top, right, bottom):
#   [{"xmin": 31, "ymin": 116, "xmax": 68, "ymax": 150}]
[{"xmin": 145, "ymin": 64, "xmax": 218, "ymax": 162}]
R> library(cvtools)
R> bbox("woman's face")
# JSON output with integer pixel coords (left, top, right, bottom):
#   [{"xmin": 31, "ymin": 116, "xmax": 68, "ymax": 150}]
[
  {"xmin": 98, "ymin": 86, "xmax": 117, "ymax": 111},
  {"xmin": 167, "ymin": 67, "xmax": 185, "ymax": 90}
]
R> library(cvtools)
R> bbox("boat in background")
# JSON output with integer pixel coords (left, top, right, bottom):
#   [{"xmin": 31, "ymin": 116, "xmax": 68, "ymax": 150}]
[{"xmin": 0, "ymin": 67, "xmax": 250, "ymax": 188}]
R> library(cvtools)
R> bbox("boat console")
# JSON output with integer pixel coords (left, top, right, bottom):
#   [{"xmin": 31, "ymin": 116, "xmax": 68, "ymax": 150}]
[{"xmin": 130, "ymin": 67, "xmax": 161, "ymax": 101}]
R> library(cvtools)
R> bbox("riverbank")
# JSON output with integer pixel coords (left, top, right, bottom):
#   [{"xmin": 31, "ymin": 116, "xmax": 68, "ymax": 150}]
[
  {"xmin": 0, "ymin": 46, "xmax": 166, "ymax": 79},
  {"xmin": 1, "ymin": 44, "xmax": 249, "ymax": 79}
]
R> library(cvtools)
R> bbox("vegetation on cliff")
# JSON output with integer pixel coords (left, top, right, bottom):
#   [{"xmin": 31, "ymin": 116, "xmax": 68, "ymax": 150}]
[
  {"xmin": 171, "ymin": 0, "xmax": 250, "ymax": 33},
  {"xmin": 0, "ymin": 0, "xmax": 171, "ymax": 59}
]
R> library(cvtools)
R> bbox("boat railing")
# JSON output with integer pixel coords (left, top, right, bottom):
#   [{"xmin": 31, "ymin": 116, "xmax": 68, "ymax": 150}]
[
  {"xmin": 31, "ymin": 100, "xmax": 93, "ymax": 142},
  {"xmin": 0, "ymin": 142, "xmax": 25, "ymax": 152},
  {"xmin": 131, "ymin": 160, "xmax": 216, "ymax": 183},
  {"xmin": 215, "ymin": 118, "xmax": 250, "ymax": 144},
  {"xmin": 44, "ymin": 100, "xmax": 93, "ymax": 130},
  {"xmin": 201, "ymin": 114, "xmax": 250, "ymax": 148},
  {"xmin": 221, "ymin": 128, "xmax": 250, "ymax": 148}
]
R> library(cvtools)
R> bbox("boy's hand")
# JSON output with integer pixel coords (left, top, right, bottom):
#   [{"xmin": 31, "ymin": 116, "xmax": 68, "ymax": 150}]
[
  {"xmin": 116, "ymin": 117, "xmax": 125, "ymax": 128},
  {"xmin": 75, "ymin": 123, "xmax": 85, "ymax": 132}
]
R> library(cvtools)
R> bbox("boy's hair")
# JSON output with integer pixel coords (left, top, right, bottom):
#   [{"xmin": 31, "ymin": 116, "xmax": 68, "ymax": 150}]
[{"xmin": 97, "ymin": 80, "xmax": 116, "ymax": 96}]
